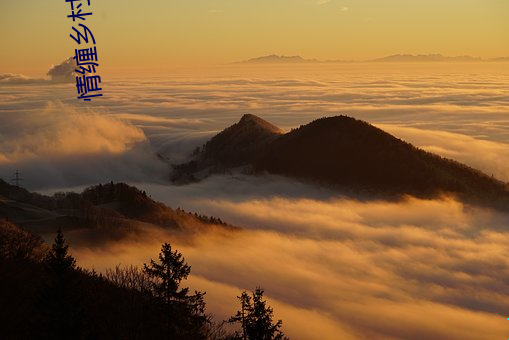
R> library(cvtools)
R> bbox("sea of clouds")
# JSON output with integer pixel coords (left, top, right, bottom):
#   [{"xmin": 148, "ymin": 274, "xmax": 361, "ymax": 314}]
[
  {"xmin": 72, "ymin": 177, "xmax": 509, "ymax": 339},
  {"xmin": 2, "ymin": 63, "xmax": 509, "ymax": 187},
  {"xmin": 2, "ymin": 62, "xmax": 509, "ymax": 339}
]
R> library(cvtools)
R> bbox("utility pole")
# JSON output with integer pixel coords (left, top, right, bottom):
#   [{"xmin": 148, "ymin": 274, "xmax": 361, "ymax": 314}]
[{"xmin": 11, "ymin": 170, "xmax": 23, "ymax": 187}]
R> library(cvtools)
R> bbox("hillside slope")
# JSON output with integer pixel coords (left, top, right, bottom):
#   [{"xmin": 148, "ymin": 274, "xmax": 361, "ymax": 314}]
[
  {"xmin": 174, "ymin": 114, "xmax": 509, "ymax": 209},
  {"xmin": 172, "ymin": 114, "xmax": 282, "ymax": 181},
  {"xmin": 0, "ymin": 180, "xmax": 234, "ymax": 237}
]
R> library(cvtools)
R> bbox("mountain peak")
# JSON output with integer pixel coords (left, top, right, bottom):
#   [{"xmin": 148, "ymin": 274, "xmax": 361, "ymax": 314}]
[
  {"xmin": 171, "ymin": 115, "xmax": 283, "ymax": 176},
  {"xmin": 237, "ymin": 114, "xmax": 283, "ymax": 134},
  {"xmin": 201, "ymin": 114, "xmax": 283, "ymax": 166},
  {"xmin": 172, "ymin": 114, "xmax": 509, "ymax": 211},
  {"xmin": 239, "ymin": 113, "xmax": 261, "ymax": 123}
]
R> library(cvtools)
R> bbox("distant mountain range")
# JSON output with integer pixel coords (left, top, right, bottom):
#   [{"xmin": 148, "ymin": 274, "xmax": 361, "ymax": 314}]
[
  {"xmin": 371, "ymin": 54, "xmax": 482, "ymax": 62},
  {"xmin": 239, "ymin": 55, "xmax": 320, "ymax": 64},
  {"xmin": 173, "ymin": 114, "xmax": 509, "ymax": 210},
  {"xmin": 238, "ymin": 54, "xmax": 509, "ymax": 64}
]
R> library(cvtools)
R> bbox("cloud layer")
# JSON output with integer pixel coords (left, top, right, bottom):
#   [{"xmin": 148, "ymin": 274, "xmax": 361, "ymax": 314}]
[
  {"xmin": 69, "ymin": 177, "xmax": 509, "ymax": 340},
  {"xmin": 3, "ymin": 63, "xmax": 508, "ymax": 339},
  {"xmin": 0, "ymin": 101, "xmax": 168, "ymax": 188},
  {"xmin": 2, "ymin": 63, "xmax": 508, "ymax": 188},
  {"xmin": 378, "ymin": 124, "xmax": 509, "ymax": 181}
]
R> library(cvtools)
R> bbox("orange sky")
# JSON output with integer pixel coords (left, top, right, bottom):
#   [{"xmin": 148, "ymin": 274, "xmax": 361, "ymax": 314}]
[{"xmin": 1, "ymin": 0, "xmax": 508, "ymax": 76}]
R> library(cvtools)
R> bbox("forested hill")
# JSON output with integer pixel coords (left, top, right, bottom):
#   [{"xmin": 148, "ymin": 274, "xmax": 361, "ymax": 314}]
[
  {"xmin": 173, "ymin": 114, "xmax": 509, "ymax": 210},
  {"xmin": 0, "ymin": 180, "xmax": 234, "ymax": 236}
]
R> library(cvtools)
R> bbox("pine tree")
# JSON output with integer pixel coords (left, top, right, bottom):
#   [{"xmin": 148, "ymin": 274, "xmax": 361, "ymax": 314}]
[
  {"xmin": 45, "ymin": 228, "xmax": 76, "ymax": 275},
  {"xmin": 40, "ymin": 228, "xmax": 84, "ymax": 340},
  {"xmin": 229, "ymin": 288, "xmax": 288, "ymax": 340},
  {"xmin": 230, "ymin": 291, "xmax": 251, "ymax": 340},
  {"xmin": 144, "ymin": 243, "xmax": 190, "ymax": 303},
  {"xmin": 144, "ymin": 242, "xmax": 207, "ymax": 339}
]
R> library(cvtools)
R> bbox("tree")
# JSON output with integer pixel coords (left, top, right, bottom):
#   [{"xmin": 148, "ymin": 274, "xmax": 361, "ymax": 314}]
[
  {"xmin": 229, "ymin": 288, "xmax": 288, "ymax": 340},
  {"xmin": 105, "ymin": 264, "xmax": 152, "ymax": 292},
  {"xmin": 40, "ymin": 228, "xmax": 84, "ymax": 340},
  {"xmin": 45, "ymin": 228, "xmax": 76, "ymax": 274},
  {"xmin": 0, "ymin": 220, "xmax": 44, "ymax": 260},
  {"xmin": 144, "ymin": 243, "xmax": 191, "ymax": 303},
  {"xmin": 144, "ymin": 242, "xmax": 208, "ymax": 339}
]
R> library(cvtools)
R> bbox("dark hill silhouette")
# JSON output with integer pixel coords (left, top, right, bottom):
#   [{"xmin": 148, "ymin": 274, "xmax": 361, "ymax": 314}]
[
  {"xmin": 0, "ymin": 180, "xmax": 235, "ymax": 237},
  {"xmin": 172, "ymin": 114, "xmax": 283, "ymax": 181},
  {"xmin": 0, "ymin": 179, "xmax": 56, "ymax": 210},
  {"xmin": 0, "ymin": 221, "xmax": 212, "ymax": 339},
  {"xmin": 203, "ymin": 113, "xmax": 282, "ymax": 166},
  {"xmin": 173, "ymin": 115, "xmax": 509, "ymax": 210}
]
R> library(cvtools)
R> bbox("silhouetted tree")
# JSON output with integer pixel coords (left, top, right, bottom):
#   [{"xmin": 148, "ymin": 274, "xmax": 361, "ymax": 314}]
[
  {"xmin": 1, "ymin": 224, "xmax": 217, "ymax": 339},
  {"xmin": 144, "ymin": 242, "xmax": 208, "ymax": 339},
  {"xmin": 45, "ymin": 228, "xmax": 76, "ymax": 273},
  {"xmin": 40, "ymin": 228, "xmax": 85, "ymax": 339},
  {"xmin": 229, "ymin": 288, "xmax": 288, "ymax": 340},
  {"xmin": 105, "ymin": 264, "xmax": 152, "ymax": 292},
  {"xmin": 0, "ymin": 221, "xmax": 44, "ymax": 260}
]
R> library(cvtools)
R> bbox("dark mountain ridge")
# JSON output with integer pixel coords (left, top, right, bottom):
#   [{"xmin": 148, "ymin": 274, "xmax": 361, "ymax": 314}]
[
  {"xmin": 173, "ymin": 114, "xmax": 509, "ymax": 210},
  {"xmin": 172, "ymin": 114, "xmax": 283, "ymax": 181},
  {"xmin": 0, "ymin": 219, "xmax": 212, "ymax": 339},
  {"xmin": 0, "ymin": 180, "xmax": 234, "ymax": 237},
  {"xmin": 202, "ymin": 113, "xmax": 282, "ymax": 166}
]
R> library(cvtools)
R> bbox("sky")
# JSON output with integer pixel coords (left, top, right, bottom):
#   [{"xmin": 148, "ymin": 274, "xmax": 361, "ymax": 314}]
[{"xmin": 1, "ymin": 0, "xmax": 508, "ymax": 75}]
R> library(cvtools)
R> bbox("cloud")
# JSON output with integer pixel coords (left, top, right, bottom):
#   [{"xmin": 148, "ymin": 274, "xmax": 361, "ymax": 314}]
[
  {"xmin": 1, "ymin": 57, "xmax": 507, "ymax": 340},
  {"xmin": 0, "ymin": 57, "xmax": 77, "ymax": 84},
  {"xmin": 0, "ymin": 101, "xmax": 169, "ymax": 189},
  {"xmin": 47, "ymin": 57, "xmax": 78, "ymax": 82},
  {"xmin": 341, "ymin": 6, "xmax": 349, "ymax": 12},
  {"xmin": 3, "ymin": 54, "xmax": 509, "ymax": 339},
  {"xmin": 0, "ymin": 73, "xmax": 43, "ymax": 83},
  {"xmin": 377, "ymin": 124, "xmax": 509, "ymax": 181},
  {"xmin": 1, "ymin": 64, "xmax": 509, "ymax": 191},
  {"xmin": 67, "ymin": 178, "xmax": 509, "ymax": 340},
  {"xmin": 0, "ymin": 101, "xmax": 145, "ymax": 161}
]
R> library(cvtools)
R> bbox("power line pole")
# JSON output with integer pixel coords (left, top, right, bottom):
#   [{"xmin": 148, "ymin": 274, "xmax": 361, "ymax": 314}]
[{"xmin": 11, "ymin": 170, "xmax": 23, "ymax": 187}]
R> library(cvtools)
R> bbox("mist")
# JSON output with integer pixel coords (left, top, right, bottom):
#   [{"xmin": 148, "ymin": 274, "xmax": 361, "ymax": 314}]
[
  {"xmin": 0, "ymin": 101, "xmax": 169, "ymax": 189},
  {"xmin": 68, "ymin": 182, "xmax": 509, "ymax": 340},
  {"xmin": 2, "ymin": 63, "xmax": 509, "ymax": 190},
  {"xmin": 2, "ymin": 63, "xmax": 509, "ymax": 339}
]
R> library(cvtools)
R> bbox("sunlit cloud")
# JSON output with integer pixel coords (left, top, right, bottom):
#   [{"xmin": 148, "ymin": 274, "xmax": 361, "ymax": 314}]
[
  {"xmin": 1, "ymin": 57, "xmax": 77, "ymax": 83},
  {"xmin": 1, "ymin": 64, "xmax": 508, "ymax": 190},
  {"xmin": 377, "ymin": 124, "xmax": 509, "ymax": 182},
  {"xmin": 0, "ymin": 101, "xmax": 169, "ymax": 188},
  {"xmin": 0, "ymin": 73, "xmax": 41, "ymax": 83},
  {"xmin": 69, "ymin": 185, "xmax": 509, "ymax": 340},
  {"xmin": 0, "ymin": 101, "xmax": 145, "ymax": 162},
  {"xmin": 3, "ymin": 64, "xmax": 506, "ymax": 339},
  {"xmin": 46, "ymin": 57, "xmax": 77, "ymax": 82}
]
